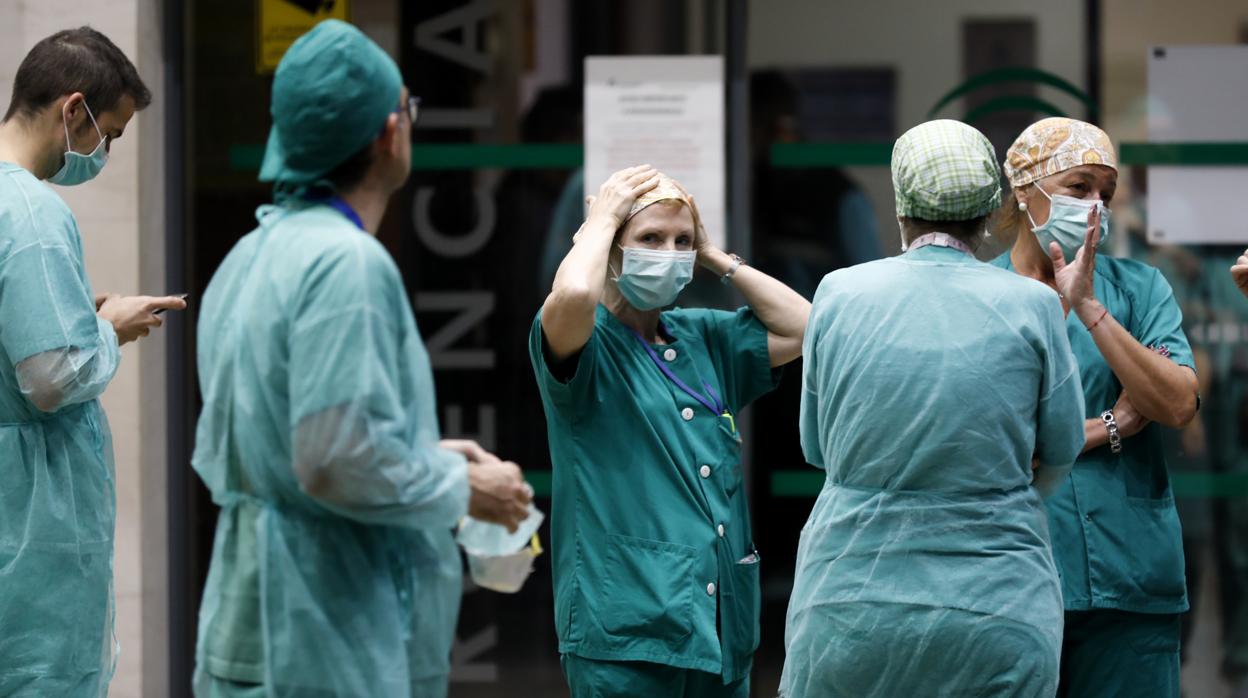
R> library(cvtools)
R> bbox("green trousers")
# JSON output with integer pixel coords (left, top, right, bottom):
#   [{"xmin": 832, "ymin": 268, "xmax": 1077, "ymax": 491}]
[
  {"xmin": 561, "ymin": 654, "xmax": 748, "ymax": 698},
  {"xmin": 1058, "ymin": 610, "xmax": 1181, "ymax": 698},
  {"xmin": 192, "ymin": 666, "xmax": 449, "ymax": 697}
]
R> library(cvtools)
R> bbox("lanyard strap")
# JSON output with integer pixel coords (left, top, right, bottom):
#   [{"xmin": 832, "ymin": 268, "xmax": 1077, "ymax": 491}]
[
  {"xmin": 324, "ymin": 196, "xmax": 365, "ymax": 231},
  {"xmin": 630, "ymin": 329, "xmax": 727, "ymax": 417},
  {"xmin": 906, "ymin": 232, "xmax": 973, "ymax": 256}
]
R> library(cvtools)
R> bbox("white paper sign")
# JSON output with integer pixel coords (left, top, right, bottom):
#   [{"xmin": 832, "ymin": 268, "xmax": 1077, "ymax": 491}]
[
  {"xmin": 585, "ymin": 56, "xmax": 726, "ymax": 248},
  {"xmin": 1147, "ymin": 46, "xmax": 1248, "ymax": 245}
]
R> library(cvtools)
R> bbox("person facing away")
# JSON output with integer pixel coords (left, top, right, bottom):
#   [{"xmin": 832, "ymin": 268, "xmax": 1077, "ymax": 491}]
[
  {"xmin": 532, "ymin": 168, "xmax": 811, "ymax": 698},
  {"xmin": 993, "ymin": 117, "xmax": 1199, "ymax": 698},
  {"xmin": 190, "ymin": 20, "xmax": 531, "ymax": 698},
  {"xmin": 780, "ymin": 119, "xmax": 1089, "ymax": 698},
  {"xmin": 0, "ymin": 26, "xmax": 185, "ymax": 696}
]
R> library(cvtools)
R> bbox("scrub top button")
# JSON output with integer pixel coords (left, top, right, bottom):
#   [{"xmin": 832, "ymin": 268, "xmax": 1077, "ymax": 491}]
[
  {"xmin": 681, "ymin": 407, "xmax": 695, "ymax": 421},
  {"xmin": 663, "ymin": 348, "xmax": 677, "ymax": 361},
  {"xmin": 717, "ymin": 523, "xmax": 725, "ymax": 537},
  {"xmin": 699, "ymin": 465, "xmax": 711, "ymax": 478},
  {"xmin": 706, "ymin": 582, "xmax": 716, "ymax": 596},
  {"xmin": 1084, "ymin": 513, "xmax": 1093, "ymax": 522}
]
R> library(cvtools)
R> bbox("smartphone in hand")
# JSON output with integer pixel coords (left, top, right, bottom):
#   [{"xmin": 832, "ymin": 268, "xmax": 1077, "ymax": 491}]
[{"xmin": 153, "ymin": 293, "xmax": 190, "ymax": 315}]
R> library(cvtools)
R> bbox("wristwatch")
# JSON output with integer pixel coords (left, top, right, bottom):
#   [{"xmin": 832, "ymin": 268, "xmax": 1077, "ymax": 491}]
[
  {"xmin": 1101, "ymin": 410, "xmax": 1123, "ymax": 454},
  {"xmin": 722, "ymin": 254, "xmax": 746, "ymax": 285}
]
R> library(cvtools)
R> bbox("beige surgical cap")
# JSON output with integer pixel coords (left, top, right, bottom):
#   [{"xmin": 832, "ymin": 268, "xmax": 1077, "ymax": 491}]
[{"xmin": 625, "ymin": 174, "xmax": 694, "ymax": 221}]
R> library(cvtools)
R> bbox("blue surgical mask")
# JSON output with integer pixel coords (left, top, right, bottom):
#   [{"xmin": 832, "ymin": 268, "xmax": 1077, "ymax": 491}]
[
  {"xmin": 612, "ymin": 247, "xmax": 696, "ymax": 310},
  {"xmin": 1028, "ymin": 183, "xmax": 1110, "ymax": 262},
  {"xmin": 48, "ymin": 100, "xmax": 108, "ymax": 186}
]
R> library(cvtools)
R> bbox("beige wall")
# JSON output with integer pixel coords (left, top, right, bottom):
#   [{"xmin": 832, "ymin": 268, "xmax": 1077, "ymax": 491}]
[{"xmin": 0, "ymin": 2, "xmax": 169, "ymax": 696}]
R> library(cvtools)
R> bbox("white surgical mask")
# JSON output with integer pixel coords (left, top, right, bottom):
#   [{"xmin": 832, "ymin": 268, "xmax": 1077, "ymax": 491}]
[
  {"xmin": 1028, "ymin": 183, "xmax": 1110, "ymax": 262},
  {"xmin": 456, "ymin": 506, "xmax": 545, "ymax": 593},
  {"xmin": 612, "ymin": 246, "xmax": 696, "ymax": 310},
  {"xmin": 48, "ymin": 99, "xmax": 108, "ymax": 186}
]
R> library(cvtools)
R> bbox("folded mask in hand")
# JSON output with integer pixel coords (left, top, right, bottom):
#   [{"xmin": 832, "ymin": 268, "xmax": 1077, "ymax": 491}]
[{"xmin": 456, "ymin": 505, "xmax": 545, "ymax": 593}]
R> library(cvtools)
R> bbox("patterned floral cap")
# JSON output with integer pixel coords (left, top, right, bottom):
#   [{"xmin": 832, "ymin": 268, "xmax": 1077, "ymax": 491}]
[{"xmin": 1004, "ymin": 117, "xmax": 1117, "ymax": 188}]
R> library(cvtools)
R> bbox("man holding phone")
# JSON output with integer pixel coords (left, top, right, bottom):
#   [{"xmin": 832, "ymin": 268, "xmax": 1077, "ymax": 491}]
[{"xmin": 0, "ymin": 27, "xmax": 185, "ymax": 694}]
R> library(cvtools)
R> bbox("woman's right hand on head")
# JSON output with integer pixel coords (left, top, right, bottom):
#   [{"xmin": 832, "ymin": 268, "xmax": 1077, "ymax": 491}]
[
  {"xmin": 584, "ymin": 165, "xmax": 660, "ymax": 231},
  {"xmin": 467, "ymin": 459, "xmax": 533, "ymax": 533}
]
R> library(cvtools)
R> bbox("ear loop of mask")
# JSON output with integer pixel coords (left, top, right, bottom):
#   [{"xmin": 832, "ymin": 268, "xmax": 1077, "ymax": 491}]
[
  {"xmin": 1025, "ymin": 183, "xmax": 1051, "ymax": 229},
  {"xmin": 64, "ymin": 99, "xmax": 105, "ymax": 157}
]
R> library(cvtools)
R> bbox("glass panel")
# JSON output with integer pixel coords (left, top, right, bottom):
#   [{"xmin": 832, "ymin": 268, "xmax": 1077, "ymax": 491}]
[
  {"xmin": 1102, "ymin": 2, "xmax": 1248, "ymax": 694},
  {"xmin": 182, "ymin": 0, "xmax": 1248, "ymax": 694}
]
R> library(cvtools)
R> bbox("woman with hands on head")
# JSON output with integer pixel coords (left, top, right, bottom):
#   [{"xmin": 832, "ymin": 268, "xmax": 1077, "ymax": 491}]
[{"xmin": 530, "ymin": 165, "xmax": 809, "ymax": 698}]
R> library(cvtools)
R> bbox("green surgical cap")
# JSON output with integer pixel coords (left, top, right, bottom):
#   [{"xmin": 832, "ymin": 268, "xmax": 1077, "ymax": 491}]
[
  {"xmin": 259, "ymin": 19, "xmax": 402, "ymax": 185},
  {"xmin": 891, "ymin": 119, "xmax": 1002, "ymax": 221}
]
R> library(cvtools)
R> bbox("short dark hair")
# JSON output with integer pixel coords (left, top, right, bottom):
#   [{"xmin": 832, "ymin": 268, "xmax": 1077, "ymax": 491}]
[
  {"xmin": 323, "ymin": 141, "xmax": 375, "ymax": 193},
  {"xmin": 3, "ymin": 26, "xmax": 151, "ymax": 122}
]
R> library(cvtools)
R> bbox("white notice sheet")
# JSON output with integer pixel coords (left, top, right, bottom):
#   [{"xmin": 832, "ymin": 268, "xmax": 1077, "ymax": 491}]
[{"xmin": 585, "ymin": 56, "xmax": 726, "ymax": 248}]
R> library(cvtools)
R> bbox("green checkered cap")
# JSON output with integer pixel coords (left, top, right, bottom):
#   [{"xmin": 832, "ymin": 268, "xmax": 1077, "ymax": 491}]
[{"xmin": 892, "ymin": 119, "xmax": 1002, "ymax": 221}]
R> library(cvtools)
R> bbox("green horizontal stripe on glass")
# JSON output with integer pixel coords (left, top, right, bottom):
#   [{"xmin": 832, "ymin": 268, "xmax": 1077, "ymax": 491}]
[
  {"xmin": 1171, "ymin": 472, "xmax": 1248, "ymax": 498},
  {"xmin": 229, "ymin": 141, "xmax": 1248, "ymax": 173},
  {"xmin": 772, "ymin": 142, "xmax": 1248, "ymax": 168},
  {"xmin": 772, "ymin": 470, "xmax": 825, "ymax": 497},
  {"xmin": 411, "ymin": 143, "xmax": 582, "ymax": 169},
  {"xmin": 1119, "ymin": 143, "xmax": 1248, "ymax": 166},
  {"xmin": 772, "ymin": 470, "xmax": 1248, "ymax": 498},
  {"xmin": 527, "ymin": 470, "xmax": 552, "ymax": 497},
  {"xmin": 228, "ymin": 143, "xmax": 584, "ymax": 172},
  {"xmin": 229, "ymin": 144, "xmax": 266, "ymax": 171},
  {"xmin": 771, "ymin": 142, "xmax": 893, "ymax": 167}
]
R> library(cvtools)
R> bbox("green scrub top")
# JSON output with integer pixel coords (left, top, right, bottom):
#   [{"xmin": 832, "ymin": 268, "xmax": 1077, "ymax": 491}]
[
  {"xmin": 193, "ymin": 204, "xmax": 469, "ymax": 697},
  {"xmin": 780, "ymin": 246, "xmax": 1085, "ymax": 697},
  {"xmin": 993, "ymin": 253, "xmax": 1195, "ymax": 614},
  {"xmin": 0, "ymin": 163, "xmax": 122, "ymax": 696},
  {"xmin": 529, "ymin": 305, "xmax": 779, "ymax": 683}
]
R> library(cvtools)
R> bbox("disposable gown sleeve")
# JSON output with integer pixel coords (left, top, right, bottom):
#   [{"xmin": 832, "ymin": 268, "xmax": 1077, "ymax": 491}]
[
  {"xmin": 288, "ymin": 239, "xmax": 468, "ymax": 529},
  {"xmin": 0, "ymin": 242, "xmax": 121, "ymax": 413},
  {"xmin": 1033, "ymin": 292, "xmax": 1085, "ymax": 496},
  {"xmin": 798, "ymin": 280, "xmax": 831, "ymax": 468}
]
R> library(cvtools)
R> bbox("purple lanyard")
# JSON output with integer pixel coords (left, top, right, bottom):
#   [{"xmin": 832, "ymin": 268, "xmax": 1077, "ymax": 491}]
[
  {"xmin": 324, "ymin": 197, "xmax": 365, "ymax": 231},
  {"xmin": 630, "ymin": 329, "xmax": 728, "ymax": 418}
]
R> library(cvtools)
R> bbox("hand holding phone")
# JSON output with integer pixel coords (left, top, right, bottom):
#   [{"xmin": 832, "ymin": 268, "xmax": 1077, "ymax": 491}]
[{"xmin": 153, "ymin": 293, "xmax": 189, "ymax": 315}]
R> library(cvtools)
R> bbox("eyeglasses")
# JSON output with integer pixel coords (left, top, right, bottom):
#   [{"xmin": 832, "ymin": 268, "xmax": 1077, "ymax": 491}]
[{"xmin": 395, "ymin": 95, "xmax": 421, "ymax": 124}]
